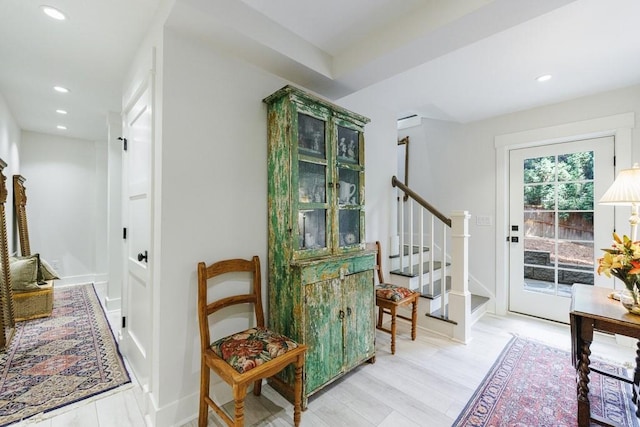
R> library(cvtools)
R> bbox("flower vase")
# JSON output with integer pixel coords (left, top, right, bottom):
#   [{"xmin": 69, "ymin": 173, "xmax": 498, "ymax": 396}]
[{"xmin": 619, "ymin": 288, "xmax": 640, "ymax": 315}]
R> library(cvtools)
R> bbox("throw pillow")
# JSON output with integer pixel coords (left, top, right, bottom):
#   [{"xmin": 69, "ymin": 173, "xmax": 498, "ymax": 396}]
[
  {"xmin": 9, "ymin": 256, "xmax": 40, "ymax": 291},
  {"xmin": 39, "ymin": 257, "xmax": 60, "ymax": 281},
  {"xmin": 10, "ymin": 254, "xmax": 60, "ymax": 283}
]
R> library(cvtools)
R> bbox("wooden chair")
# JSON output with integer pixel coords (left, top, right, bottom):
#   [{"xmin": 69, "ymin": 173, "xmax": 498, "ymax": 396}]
[
  {"xmin": 197, "ymin": 256, "xmax": 307, "ymax": 427},
  {"xmin": 374, "ymin": 241, "xmax": 419, "ymax": 355}
]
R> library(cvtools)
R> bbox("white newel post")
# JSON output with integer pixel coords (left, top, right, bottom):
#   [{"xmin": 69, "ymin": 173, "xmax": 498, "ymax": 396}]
[{"xmin": 449, "ymin": 210, "xmax": 471, "ymax": 344}]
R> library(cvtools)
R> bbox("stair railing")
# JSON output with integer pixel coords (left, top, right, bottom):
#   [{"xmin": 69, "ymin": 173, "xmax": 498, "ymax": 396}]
[{"xmin": 392, "ymin": 176, "xmax": 472, "ymax": 343}]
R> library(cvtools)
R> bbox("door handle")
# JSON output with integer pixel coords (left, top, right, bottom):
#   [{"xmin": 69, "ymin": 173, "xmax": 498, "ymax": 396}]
[{"xmin": 137, "ymin": 250, "xmax": 148, "ymax": 263}]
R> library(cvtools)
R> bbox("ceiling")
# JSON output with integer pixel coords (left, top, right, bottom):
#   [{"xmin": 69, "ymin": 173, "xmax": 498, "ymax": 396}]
[{"xmin": 1, "ymin": 0, "xmax": 639, "ymax": 142}]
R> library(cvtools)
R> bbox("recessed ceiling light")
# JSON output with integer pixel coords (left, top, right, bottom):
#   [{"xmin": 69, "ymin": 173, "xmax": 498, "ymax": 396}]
[
  {"xmin": 56, "ymin": 109, "xmax": 67, "ymax": 115},
  {"xmin": 41, "ymin": 5, "xmax": 66, "ymax": 20},
  {"xmin": 536, "ymin": 74, "xmax": 552, "ymax": 82},
  {"xmin": 56, "ymin": 125, "xmax": 67, "ymax": 130},
  {"xmin": 53, "ymin": 86, "xmax": 69, "ymax": 93}
]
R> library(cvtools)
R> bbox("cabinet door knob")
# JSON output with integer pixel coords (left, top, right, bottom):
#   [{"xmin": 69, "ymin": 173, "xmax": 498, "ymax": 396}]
[
  {"xmin": 347, "ymin": 307, "xmax": 352, "ymax": 316},
  {"xmin": 338, "ymin": 310, "xmax": 345, "ymax": 320}
]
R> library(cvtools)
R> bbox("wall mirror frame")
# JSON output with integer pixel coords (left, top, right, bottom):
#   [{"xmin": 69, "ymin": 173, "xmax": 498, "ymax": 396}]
[
  {"xmin": 13, "ymin": 175, "xmax": 30, "ymax": 256},
  {"xmin": 0, "ymin": 160, "xmax": 15, "ymax": 350}
]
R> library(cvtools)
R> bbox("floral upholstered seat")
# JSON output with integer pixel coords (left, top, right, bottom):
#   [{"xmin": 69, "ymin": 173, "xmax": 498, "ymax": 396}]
[
  {"xmin": 211, "ymin": 327, "xmax": 300, "ymax": 373},
  {"xmin": 198, "ymin": 256, "xmax": 306, "ymax": 427},
  {"xmin": 376, "ymin": 283, "xmax": 416, "ymax": 302}
]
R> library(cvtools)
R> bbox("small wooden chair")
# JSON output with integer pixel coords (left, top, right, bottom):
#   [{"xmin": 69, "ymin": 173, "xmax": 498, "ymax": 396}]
[
  {"xmin": 197, "ymin": 256, "xmax": 307, "ymax": 427},
  {"xmin": 374, "ymin": 241, "xmax": 420, "ymax": 355}
]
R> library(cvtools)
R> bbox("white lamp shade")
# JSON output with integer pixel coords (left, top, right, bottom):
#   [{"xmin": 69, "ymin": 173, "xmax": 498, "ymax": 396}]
[{"xmin": 599, "ymin": 165, "xmax": 640, "ymax": 205}]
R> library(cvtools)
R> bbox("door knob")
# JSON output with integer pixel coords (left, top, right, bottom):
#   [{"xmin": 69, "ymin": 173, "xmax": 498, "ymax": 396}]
[{"xmin": 137, "ymin": 250, "xmax": 148, "ymax": 263}]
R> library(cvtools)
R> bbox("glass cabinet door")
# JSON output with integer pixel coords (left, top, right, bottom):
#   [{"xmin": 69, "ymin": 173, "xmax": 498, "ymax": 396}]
[
  {"xmin": 297, "ymin": 113, "xmax": 328, "ymax": 251},
  {"xmin": 336, "ymin": 125, "xmax": 363, "ymax": 248}
]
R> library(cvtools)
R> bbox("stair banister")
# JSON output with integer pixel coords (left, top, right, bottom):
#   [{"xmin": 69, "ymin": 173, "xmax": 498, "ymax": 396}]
[
  {"xmin": 398, "ymin": 197, "xmax": 405, "ymax": 273},
  {"xmin": 449, "ymin": 211, "xmax": 471, "ymax": 343},
  {"xmin": 392, "ymin": 176, "xmax": 471, "ymax": 343},
  {"xmin": 419, "ymin": 209, "xmax": 425, "ymax": 292},
  {"xmin": 409, "ymin": 199, "xmax": 414, "ymax": 275},
  {"xmin": 392, "ymin": 176, "xmax": 452, "ymax": 227},
  {"xmin": 428, "ymin": 215, "xmax": 434, "ymax": 296},
  {"xmin": 441, "ymin": 221, "xmax": 447, "ymax": 317}
]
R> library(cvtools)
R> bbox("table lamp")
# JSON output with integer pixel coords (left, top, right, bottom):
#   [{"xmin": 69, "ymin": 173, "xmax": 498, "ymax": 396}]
[{"xmin": 599, "ymin": 163, "xmax": 640, "ymax": 242}]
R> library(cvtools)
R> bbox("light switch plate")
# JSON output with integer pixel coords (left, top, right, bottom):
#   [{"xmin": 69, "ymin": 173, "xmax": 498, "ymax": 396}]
[{"xmin": 476, "ymin": 215, "xmax": 492, "ymax": 226}]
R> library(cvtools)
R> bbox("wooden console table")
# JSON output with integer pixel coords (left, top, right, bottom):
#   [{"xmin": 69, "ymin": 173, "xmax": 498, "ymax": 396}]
[{"xmin": 570, "ymin": 284, "xmax": 640, "ymax": 427}]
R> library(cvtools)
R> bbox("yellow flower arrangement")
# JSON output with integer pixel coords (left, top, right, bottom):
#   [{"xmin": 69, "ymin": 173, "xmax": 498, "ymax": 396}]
[{"xmin": 598, "ymin": 232, "xmax": 640, "ymax": 304}]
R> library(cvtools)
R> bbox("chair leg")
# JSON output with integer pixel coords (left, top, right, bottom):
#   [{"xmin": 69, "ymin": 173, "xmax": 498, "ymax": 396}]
[
  {"xmin": 293, "ymin": 355, "xmax": 304, "ymax": 427},
  {"xmin": 377, "ymin": 305, "xmax": 384, "ymax": 328},
  {"xmin": 199, "ymin": 362, "xmax": 210, "ymax": 427},
  {"xmin": 232, "ymin": 384, "xmax": 248, "ymax": 427},
  {"xmin": 411, "ymin": 298, "xmax": 417, "ymax": 341},
  {"xmin": 253, "ymin": 379, "xmax": 262, "ymax": 396},
  {"xmin": 390, "ymin": 306, "xmax": 397, "ymax": 355}
]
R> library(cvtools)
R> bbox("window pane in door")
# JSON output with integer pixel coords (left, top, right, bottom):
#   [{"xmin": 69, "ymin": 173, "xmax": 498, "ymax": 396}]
[
  {"xmin": 557, "ymin": 152, "xmax": 593, "ymax": 181},
  {"xmin": 558, "ymin": 182, "xmax": 593, "ymax": 210},
  {"xmin": 524, "ymin": 156, "xmax": 555, "ymax": 183},
  {"xmin": 524, "ymin": 184, "xmax": 555, "ymax": 210}
]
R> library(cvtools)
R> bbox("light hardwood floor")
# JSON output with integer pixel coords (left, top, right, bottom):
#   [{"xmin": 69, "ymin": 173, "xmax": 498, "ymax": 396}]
[{"xmin": 12, "ymin": 305, "xmax": 638, "ymax": 427}]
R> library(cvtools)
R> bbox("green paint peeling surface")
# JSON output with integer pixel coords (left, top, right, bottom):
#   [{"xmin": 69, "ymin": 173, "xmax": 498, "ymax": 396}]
[{"xmin": 264, "ymin": 85, "xmax": 374, "ymax": 402}]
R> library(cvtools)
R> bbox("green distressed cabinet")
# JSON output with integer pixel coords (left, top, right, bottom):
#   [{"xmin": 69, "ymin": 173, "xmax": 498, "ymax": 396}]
[{"xmin": 263, "ymin": 85, "xmax": 375, "ymax": 404}]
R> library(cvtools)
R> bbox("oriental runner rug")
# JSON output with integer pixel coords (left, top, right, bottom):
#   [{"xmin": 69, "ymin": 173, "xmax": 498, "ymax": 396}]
[
  {"xmin": 454, "ymin": 336, "xmax": 639, "ymax": 427},
  {"xmin": 0, "ymin": 283, "xmax": 130, "ymax": 426}
]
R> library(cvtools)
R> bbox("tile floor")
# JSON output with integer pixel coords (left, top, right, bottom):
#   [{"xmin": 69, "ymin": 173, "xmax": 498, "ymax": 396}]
[{"xmin": 10, "ymin": 289, "xmax": 639, "ymax": 426}]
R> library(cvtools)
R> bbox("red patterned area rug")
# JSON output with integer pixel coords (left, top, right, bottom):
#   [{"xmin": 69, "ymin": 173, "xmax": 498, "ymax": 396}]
[
  {"xmin": 454, "ymin": 336, "xmax": 639, "ymax": 427},
  {"xmin": 0, "ymin": 284, "xmax": 130, "ymax": 426}
]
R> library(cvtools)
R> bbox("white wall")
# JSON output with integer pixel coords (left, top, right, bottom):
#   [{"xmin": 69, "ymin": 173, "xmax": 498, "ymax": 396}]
[
  {"xmin": 20, "ymin": 131, "xmax": 108, "ymax": 285},
  {"xmin": 0, "ymin": 92, "xmax": 22, "ymax": 253},
  {"xmin": 153, "ymin": 27, "xmax": 286, "ymax": 423},
  {"xmin": 400, "ymin": 84, "xmax": 640, "ymax": 308},
  {"xmin": 124, "ymin": 23, "xmax": 400, "ymax": 424}
]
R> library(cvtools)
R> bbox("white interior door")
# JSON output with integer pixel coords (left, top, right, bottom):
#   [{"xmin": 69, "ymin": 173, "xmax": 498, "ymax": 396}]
[
  {"xmin": 121, "ymin": 78, "xmax": 153, "ymax": 387},
  {"xmin": 509, "ymin": 137, "xmax": 614, "ymax": 323}
]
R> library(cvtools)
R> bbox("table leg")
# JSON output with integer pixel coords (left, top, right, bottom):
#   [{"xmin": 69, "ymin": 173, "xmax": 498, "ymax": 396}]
[
  {"xmin": 634, "ymin": 340, "xmax": 640, "ymax": 417},
  {"xmin": 577, "ymin": 319, "xmax": 593, "ymax": 427}
]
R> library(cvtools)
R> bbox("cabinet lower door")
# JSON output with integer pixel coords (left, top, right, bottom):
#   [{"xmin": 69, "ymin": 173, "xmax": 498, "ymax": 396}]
[
  {"xmin": 343, "ymin": 270, "xmax": 375, "ymax": 369},
  {"xmin": 304, "ymin": 279, "xmax": 344, "ymax": 394}
]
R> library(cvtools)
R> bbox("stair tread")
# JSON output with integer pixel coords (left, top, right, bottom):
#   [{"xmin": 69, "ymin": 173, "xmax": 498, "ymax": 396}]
[
  {"xmin": 427, "ymin": 293, "xmax": 490, "ymax": 323},
  {"xmin": 420, "ymin": 277, "xmax": 451, "ymax": 299},
  {"xmin": 425, "ymin": 311, "xmax": 457, "ymax": 325},
  {"xmin": 390, "ymin": 261, "xmax": 450, "ymax": 278},
  {"xmin": 427, "ymin": 294, "xmax": 489, "ymax": 324},
  {"xmin": 389, "ymin": 244, "xmax": 430, "ymax": 259},
  {"xmin": 471, "ymin": 294, "xmax": 490, "ymax": 312}
]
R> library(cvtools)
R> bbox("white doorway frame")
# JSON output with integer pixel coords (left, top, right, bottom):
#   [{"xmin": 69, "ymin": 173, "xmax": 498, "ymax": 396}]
[{"xmin": 494, "ymin": 112, "xmax": 635, "ymax": 316}]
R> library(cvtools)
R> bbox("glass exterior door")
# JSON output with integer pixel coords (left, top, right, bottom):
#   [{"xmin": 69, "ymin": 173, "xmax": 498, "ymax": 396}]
[{"xmin": 509, "ymin": 137, "xmax": 614, "ymax": 323}]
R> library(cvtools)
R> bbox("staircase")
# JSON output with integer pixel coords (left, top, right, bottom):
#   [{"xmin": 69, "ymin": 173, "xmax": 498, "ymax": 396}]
[{"xmin": 389, "ymin": 177, "xmax": 489, "ymax": 343}]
